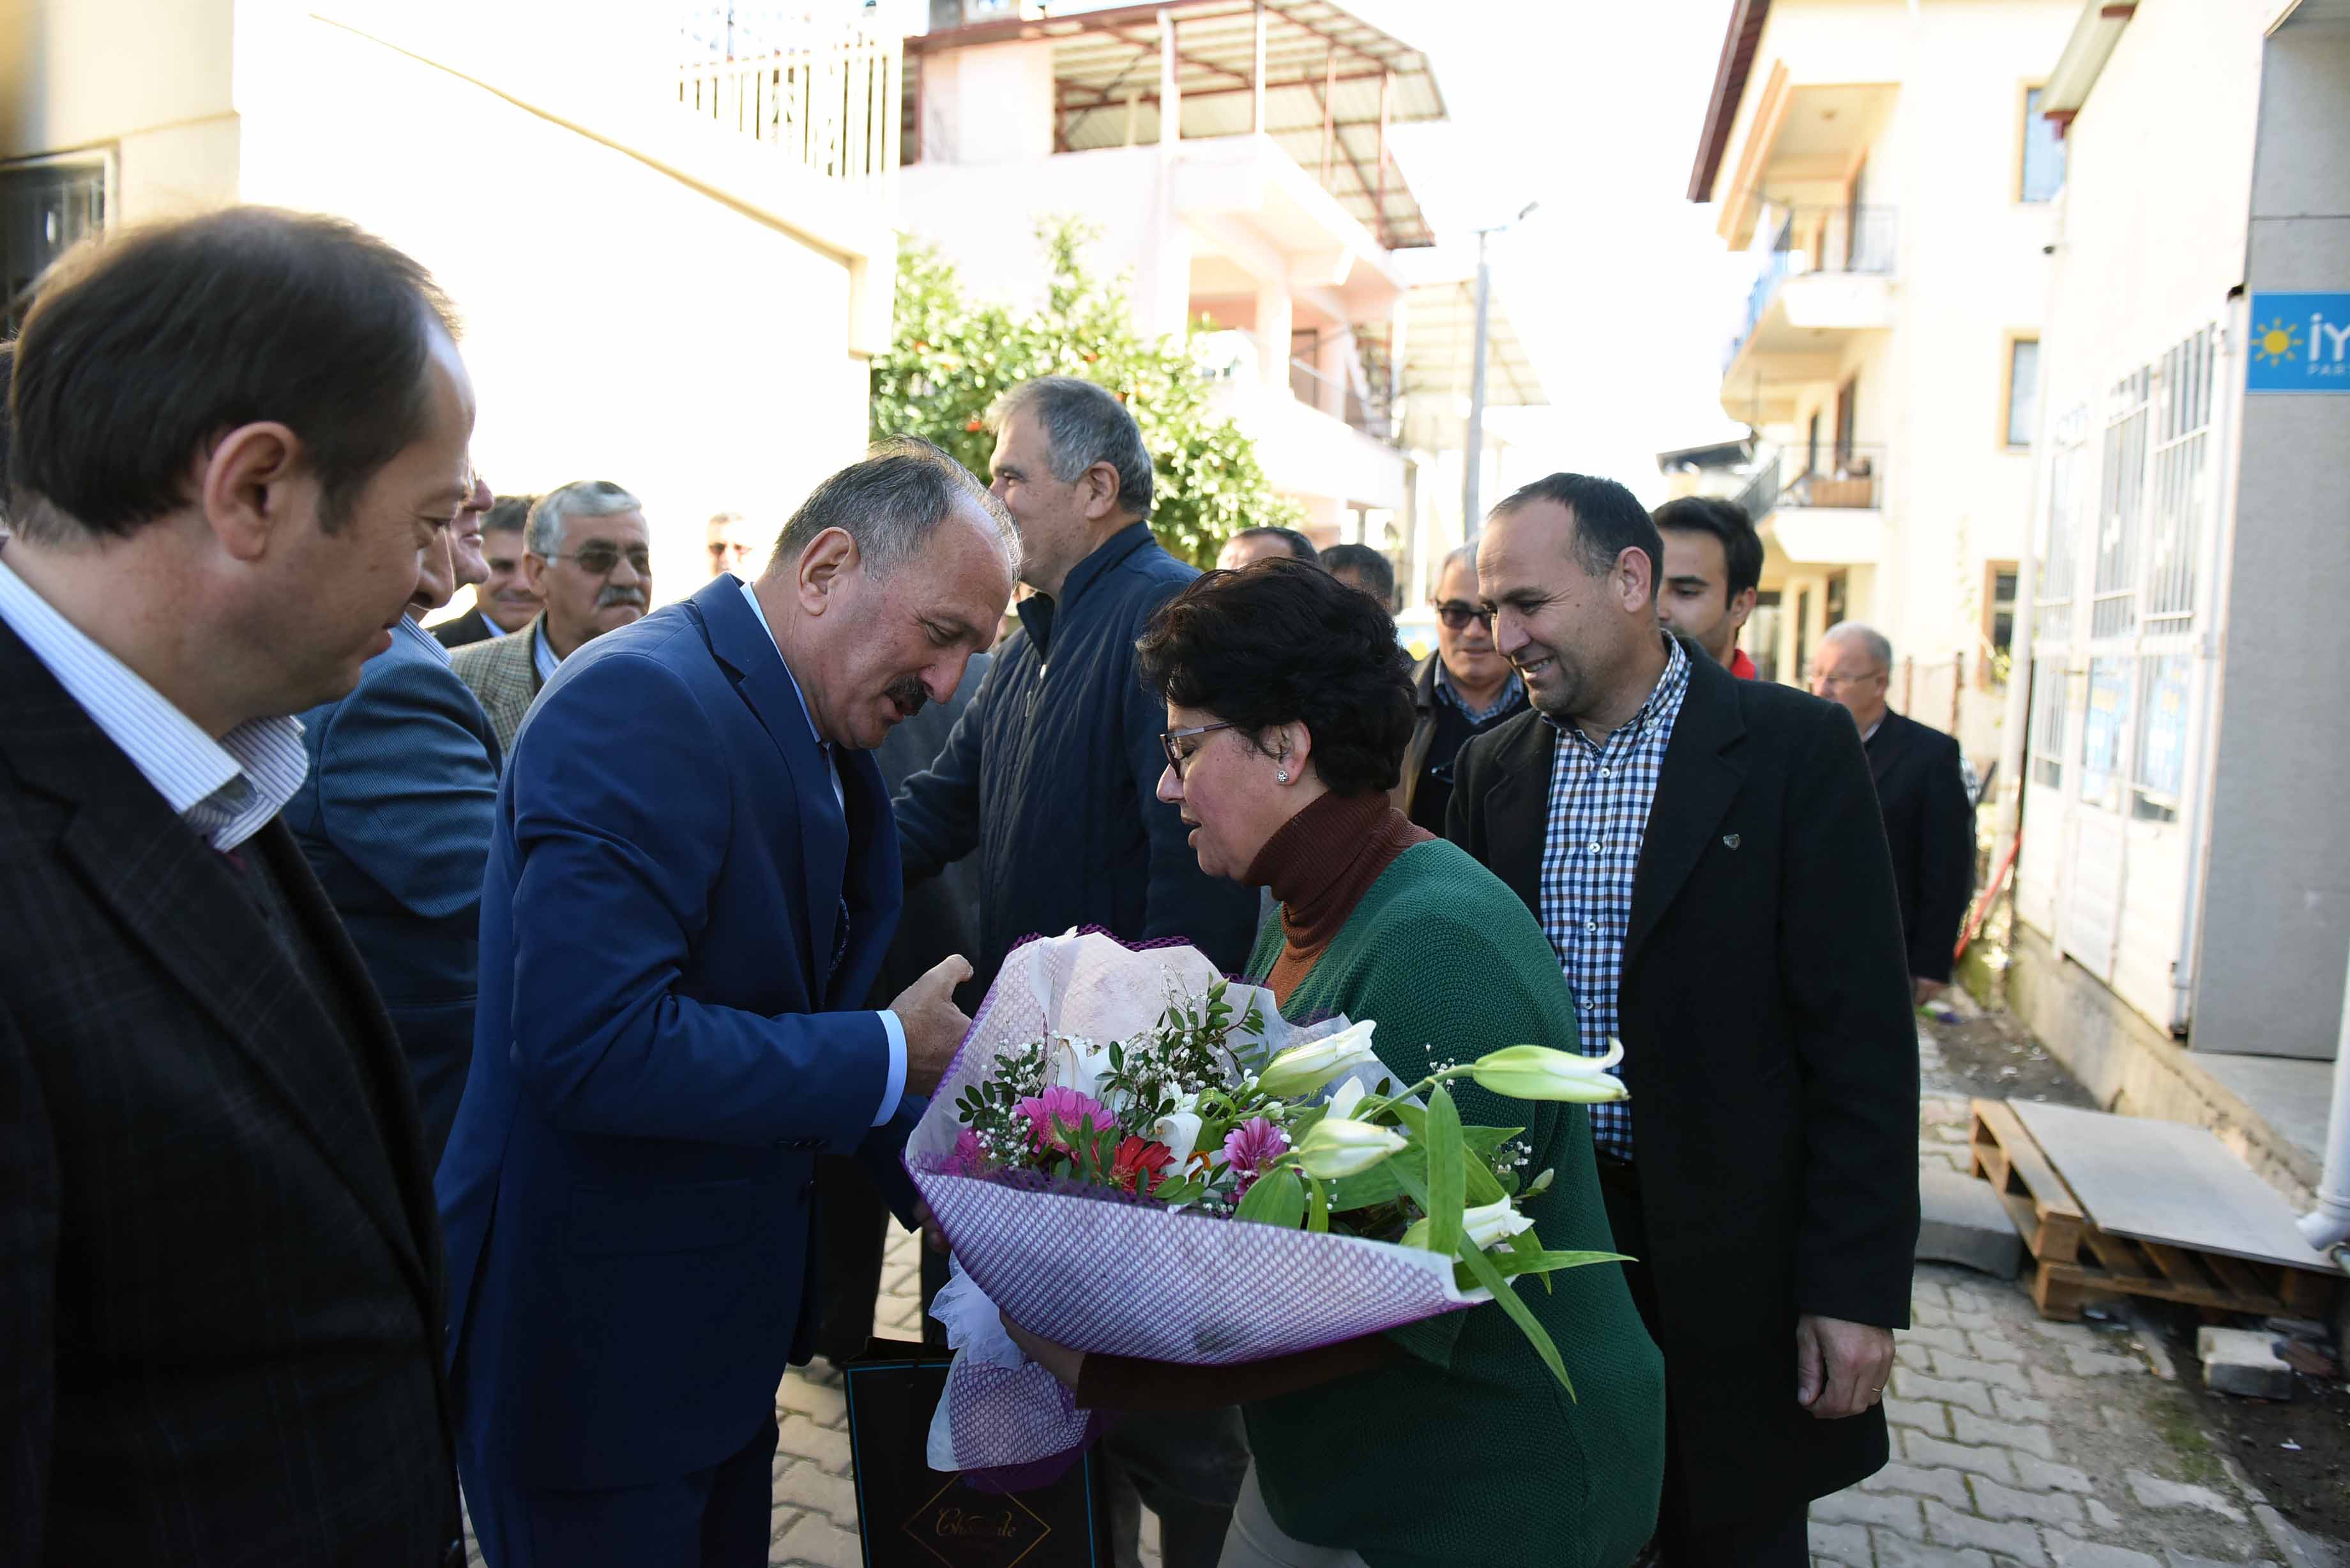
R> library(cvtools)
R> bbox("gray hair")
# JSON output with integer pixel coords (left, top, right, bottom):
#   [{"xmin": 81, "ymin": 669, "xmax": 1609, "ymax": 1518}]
[
  {"xmin": 1436, "ymin": 543, "xmax": 1478, "ymax": 586},
  {"xmin": 1821, "ymin": 621, "xmax": 1893, "ymax": 672},
  {"xmin": 769, "ymin": 437, "xmax": 1017, "ymax": 579},
  {"xmin": 527, "ymin": 479, "xmax": 642, "ymax": 558},
  {"xmin": 989, "ymin": 375, "xmax": 1154, "ymax": 520}
]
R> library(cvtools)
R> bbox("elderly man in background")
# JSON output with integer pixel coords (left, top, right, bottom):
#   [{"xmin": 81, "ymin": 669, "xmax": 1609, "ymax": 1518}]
[
  {"xmin": 1811, "ymin": 622, "xmax": 1975, "ymax": 1004},
  {"xmin": 1395, "ymin": 543, "xmax": 1526, "ymax": 833},
  {"xmin": 435, "ymin": 493, "xmax": 538, "ymax": 648},
  {"xmin": 1215, "ymin": 524, "xmax": 1318, "ymax": 571},
  {"xmin": 451, "ymin": 479, "xmax": 649, "ymax": 753},
  {"xmin": 0, "ymin": 206, "xmax": 473, "ymax": 1567},
  {"xmin": 437, "ymin": 440, "xmax": 1011, "ymax": 1567},
  {"xmin": 1321, "ymin": 541, "xmax": 1396, "ymax": 612},
  {"xmin": 894, "ymin": 375, "xmax": 1260, "ymax": 1568},
  {"xmin": 1652, "ymin": 494, "xmax": 1763, "ymax": 677},
  {"xmin": 287, "ymin": 471, "xmax": 503, "ymax": 1169},
  {"xmin": 707, "ymin": 509, "xmax": 759, "ymax": 579}
]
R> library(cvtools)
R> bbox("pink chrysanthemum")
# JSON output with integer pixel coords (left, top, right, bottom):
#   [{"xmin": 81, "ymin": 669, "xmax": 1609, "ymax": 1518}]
[
  {"xmin": 1016, "ymin": 1085, "xmax": 1114, "ymax": 1155},
  {"xmin": 1220, "ymin": 1117, "xmax": 1289, "ymax": 1194}
]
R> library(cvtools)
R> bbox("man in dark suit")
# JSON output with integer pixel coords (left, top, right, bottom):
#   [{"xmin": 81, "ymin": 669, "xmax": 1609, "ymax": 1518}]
[
  {"xmin": 1448, "ymin": 474, "xmax": 1918, "ymax": 1565},
  {"xmin": 1812, "ymin": 622, "xmax": 1976, "ymax": 1004},
  {"xmin": 433, "ymin": 493, "xmax": 538, "ymax": 649},
  {"xmin": 436, "ymin": 441, "xmax": 1013, "ymax": 1567},
  {"xmin": 816, "ymin": 644, "xmax": 992, "ymax": 1362},
  {"xmin": 0, "ymin": 208, "xmax": 476, "ymax": 1567},
  {"xmin": 289, "ymin": 479, "xmax": 503, "ymax": 1170}
]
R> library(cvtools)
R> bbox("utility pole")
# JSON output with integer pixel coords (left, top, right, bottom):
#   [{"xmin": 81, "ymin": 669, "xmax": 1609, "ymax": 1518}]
[{"xmin": 1462, "ymin": 201, "xmax": 1538, "ymax": 541}]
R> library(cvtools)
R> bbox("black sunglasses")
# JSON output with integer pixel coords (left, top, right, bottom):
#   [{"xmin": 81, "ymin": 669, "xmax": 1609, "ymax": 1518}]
[{"xmin": 1435, "ymin": 601, "xmax": 1494, "ymax": 631}]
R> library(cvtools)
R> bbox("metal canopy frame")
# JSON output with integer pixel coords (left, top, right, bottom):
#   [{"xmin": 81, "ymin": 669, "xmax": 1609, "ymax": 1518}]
[{"xmin": 907, "ymin": 0, "xmax": 1446, "ymax": 249}]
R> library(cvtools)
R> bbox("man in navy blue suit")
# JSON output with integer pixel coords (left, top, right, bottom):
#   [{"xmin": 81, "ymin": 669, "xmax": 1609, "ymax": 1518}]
[
  {"xmin": 436, "ymin": 441, "xmax": 1017, "ymax": 1567},
  {"xmin": 288, "ymin": 471, "xmax": 502, "ymax": 1170}
]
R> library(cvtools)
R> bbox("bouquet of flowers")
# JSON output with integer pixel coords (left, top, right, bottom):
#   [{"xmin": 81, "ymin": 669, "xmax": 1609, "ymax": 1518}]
[{"xmin": 904, "ymin": 929, "xmax": 1628, "ymax": 1484}]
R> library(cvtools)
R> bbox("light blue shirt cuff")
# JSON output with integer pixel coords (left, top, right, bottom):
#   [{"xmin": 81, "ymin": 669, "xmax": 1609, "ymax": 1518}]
[{"xmin": 873, "ymin": 1009, "xmax": 908, "ymax": 1127}]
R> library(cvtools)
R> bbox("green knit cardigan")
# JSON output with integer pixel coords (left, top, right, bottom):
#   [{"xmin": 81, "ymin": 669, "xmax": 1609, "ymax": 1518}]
[{"xmin": 1238, "ymin": 838, "xmax": 1665, "ymax": 1568}]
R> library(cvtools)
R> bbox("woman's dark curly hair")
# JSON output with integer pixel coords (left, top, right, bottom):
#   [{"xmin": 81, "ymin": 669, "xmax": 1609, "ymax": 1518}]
[{"xmin": 1135, "ymin": 555, "xmax": 1416, "ymax": 796}]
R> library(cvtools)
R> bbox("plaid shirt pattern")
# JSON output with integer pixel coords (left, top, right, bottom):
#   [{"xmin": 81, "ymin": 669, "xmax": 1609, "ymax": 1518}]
[
  {"xmin": 1432, "ymin": 660, "xmax": 1526, "ymax": 727},
  {"xmin": 1538, "ymin": 637, "xmax": 1692, "ymax": 1159}
]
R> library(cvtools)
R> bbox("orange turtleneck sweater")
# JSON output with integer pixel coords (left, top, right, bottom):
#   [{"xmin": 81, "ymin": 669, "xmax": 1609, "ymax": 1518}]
[{"xmin": 1249, "ymin": 789, "xmax": 1434, "ymax": 1006}]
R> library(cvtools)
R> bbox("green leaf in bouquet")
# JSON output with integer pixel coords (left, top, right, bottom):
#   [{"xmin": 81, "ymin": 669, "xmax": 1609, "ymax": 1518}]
[
  {"xmin": 1457, "ymin": 1234, "xmax": 1575, "ymax": 1399},
  {"xmin": 1423, "ymin": 1085, "xmax": 1466, "ymax": 1258},
  {"xmin": 1307, "ymin": 1177, "xmax": 1330, "ymax": 1234},
  {"xmin": 1233, "ymin": 1166, "xmax": 1306, "ymax": 1228},
  {"xmin": 1152, "ymin": 1177, "xmax": 1201, "ymax": 1207},
  {"xmin": 1286, "ymin": 1104, "xmax": 1327, "ymax": 1140},
  {"xmin": 1325, "ymin": 1143, "xmax": 1422, "ymax": 1212}
]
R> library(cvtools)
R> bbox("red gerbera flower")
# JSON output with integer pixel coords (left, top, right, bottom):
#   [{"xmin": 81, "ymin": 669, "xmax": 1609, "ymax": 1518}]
[{"xmin": 1109, "ymin": 1135, "xmax": 1176, "ymax": 1196}]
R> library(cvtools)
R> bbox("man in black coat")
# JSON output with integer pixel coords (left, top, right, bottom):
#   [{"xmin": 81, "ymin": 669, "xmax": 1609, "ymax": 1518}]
[
  {"xmin": 0, "ymin": 209, "xmax": 472, "ymax": 1566},
  {"xmin": 895, "ymin": 377, "xmax": 1257, "ymax": 1568},
  {"xmin": 1447, "ymin": 474, "xmax": 1918, "ymax": 1564},
  {"xmin": 1812, "ymin": 622, "xmax": 1976, "ymax": 1002}
]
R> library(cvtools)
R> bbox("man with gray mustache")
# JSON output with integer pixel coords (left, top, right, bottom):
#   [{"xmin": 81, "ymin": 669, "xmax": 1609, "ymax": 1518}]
[{"xmin": 453, "ymin": 480, "xmax": 651, "ymax": 755}]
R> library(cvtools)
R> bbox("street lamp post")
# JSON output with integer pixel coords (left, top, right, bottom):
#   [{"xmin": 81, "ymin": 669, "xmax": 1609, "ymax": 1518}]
[{"xmin": 1463, "ymin": 200, "xmax": 1538, "ymax": 541}]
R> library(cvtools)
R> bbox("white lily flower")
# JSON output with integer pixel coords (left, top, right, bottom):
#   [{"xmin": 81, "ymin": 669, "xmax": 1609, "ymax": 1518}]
[
  {"xmin": 1150, "ymin": 1110, "xmax": 1203, "ymax": 1167},
  {"xmin": 1467, "ymin": 1041, "xmax": 1628, "ymax": 1104},
  {"xmin": 1043, "ymin": 1032, "xmax": 1116, "ymax": 1100},
  {"xmin": 1403, "ymin": 1197, "xmax": 1536, "ymax": 1254},
  {"xmin": 1257, "ymin": 1020, "xmax": 1381, "ymax": 1101},
  {"xmin": 1326, "ymin": 1074, "xmax": 1370, "ymax": 1122},
  {"xmin": 1292, "ymin": 1115, "xmax": 1407, "ymax": 1179}
]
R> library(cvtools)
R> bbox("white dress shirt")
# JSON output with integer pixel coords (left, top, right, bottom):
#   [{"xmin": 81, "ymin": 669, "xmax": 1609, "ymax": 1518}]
[
  {"xmin": 735, "ymin": 577, "xmax": 909, "ymax": 1126},
  {"xmin": 0, "ymin": 556, "xmax": 307, "ymax": 853},
  {"xmin": 531, "ymin": 621, "xmax": 559, "ymax": 685}
]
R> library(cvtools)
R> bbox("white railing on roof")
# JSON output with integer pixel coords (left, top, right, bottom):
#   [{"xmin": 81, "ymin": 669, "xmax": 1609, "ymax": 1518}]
[{"xmin": 675, "ymin": 17, "xmax": 900, "ymax": 197}]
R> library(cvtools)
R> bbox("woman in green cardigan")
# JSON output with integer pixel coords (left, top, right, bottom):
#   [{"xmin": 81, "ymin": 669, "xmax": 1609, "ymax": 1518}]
[{"xmin": 999, "ymin": 558, "xmax": 1665, "ymax": 1568}]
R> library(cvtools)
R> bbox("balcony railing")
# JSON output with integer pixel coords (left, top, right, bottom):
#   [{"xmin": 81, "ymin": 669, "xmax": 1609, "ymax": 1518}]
[
  {"xmin": 1725, "ymin": 204, "xmax": 1899, "ymax": 368},
  {"xmin": 674, "ymin": 17, "xmax": 900, "ymax": 194},
  {"xmin": 1777, "ymin": 443, "xmax": 1885, "ymax": 511}
]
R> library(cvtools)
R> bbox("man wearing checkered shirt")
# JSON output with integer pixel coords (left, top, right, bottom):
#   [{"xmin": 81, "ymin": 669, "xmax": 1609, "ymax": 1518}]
[{"xmin": 1446, "ymin": 472, "xmax": 1920, "ymax": 1567}]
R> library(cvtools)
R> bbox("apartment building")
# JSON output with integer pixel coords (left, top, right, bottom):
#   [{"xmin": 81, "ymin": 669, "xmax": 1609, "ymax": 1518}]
[
  {"xmin": 2001, "ymin": 0, "xmax": 2350, "ymax": 1205},
  {"xmin": 1685, "ymin": 0, "xmax": 2077, "ymax": 765},
  {"xmin": 0, "ymin": 0, "xmax": 901, "ymax": 596}
]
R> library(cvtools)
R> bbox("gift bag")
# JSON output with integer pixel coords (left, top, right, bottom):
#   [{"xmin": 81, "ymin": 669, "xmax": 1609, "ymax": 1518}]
[{"xmin": 840, "ymin": 1340, "xmax": 1111, "ymax": 1568}]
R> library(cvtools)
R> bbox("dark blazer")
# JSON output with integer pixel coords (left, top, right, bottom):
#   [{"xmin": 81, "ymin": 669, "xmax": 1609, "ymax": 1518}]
[
  {"xmin": 431, "ymin": 603, "xmax": 498, "ymax": 649},
  {"xmin": 287, "ymin": 619, "xmax": 503, "ymax": 1170},
  {"xmin": 1446, "ymin": 642, "xmax": 1918, "ymax": 1531},
  {"xmin": 868, "ymin": 649, "xmax": 989, "ymax": 1009},
  {"xmin": 0, "ymin": 624, "xmax": 459, "ymax": 1565},
  {"xmin": 1865, "ymin": 709, "xmax": 1975, "ymax": 984},
  {"xmin": 435, "ymin": 575, "xmax": 919, "ymax": 1494}
]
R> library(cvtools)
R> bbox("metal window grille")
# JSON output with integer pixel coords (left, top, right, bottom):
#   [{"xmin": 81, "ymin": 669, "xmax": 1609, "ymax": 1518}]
[
  {"xmin": 2091, "ymin": 370, "xmax": 2150, "ymax": 640},
  {"xmin": 2034, "ymin": 403, "xmax": 2088, "ymax": 644},
  {"xmin": 2028, "ymin": 657, "xmax": 2068, "ymax": 790},
  {"xmin": 2142, "ymin": 326, "xmax": 2215, "ymax": 629}
]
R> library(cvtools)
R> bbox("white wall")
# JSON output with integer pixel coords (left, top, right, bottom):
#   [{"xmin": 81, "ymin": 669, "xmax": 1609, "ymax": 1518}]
[{"xmin": 918, "ymin": 38, "xmax": 1055, "ymax": 167}]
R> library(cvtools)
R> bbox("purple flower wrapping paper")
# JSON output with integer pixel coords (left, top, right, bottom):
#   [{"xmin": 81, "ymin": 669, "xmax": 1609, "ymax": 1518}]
[{"xmin": 906, "ymin": 929, "xmax": 1484, "ymax": 1475}]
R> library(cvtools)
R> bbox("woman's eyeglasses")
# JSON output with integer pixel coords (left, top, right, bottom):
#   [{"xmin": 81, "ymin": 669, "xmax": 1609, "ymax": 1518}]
[
  {"xmin": 1160, "ymin": 721, "xmax": 1239, "ymax": 780},
  {"xmin": 1435, "ymin": 601, "xmax": 1494, "ymax": 631}
]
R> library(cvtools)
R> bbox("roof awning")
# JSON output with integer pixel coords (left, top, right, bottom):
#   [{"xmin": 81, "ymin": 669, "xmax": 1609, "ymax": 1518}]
[
  {"xmin": 908, "ymin": 1, "xmax": 1447, "ymax": 250},
  {"xmin": 1386, "ymin": 279, "xmax": 1545, "ymax": 407}
]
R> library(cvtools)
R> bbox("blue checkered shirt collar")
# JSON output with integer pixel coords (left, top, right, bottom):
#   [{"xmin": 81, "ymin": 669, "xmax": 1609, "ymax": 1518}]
[
  {"xmin": 0, "ymin": 555, "xmax": 308, "ymax": 854},
  {"xmin": 1431, "ymin": 658, "xmax": 1524, "ymax": 727},
  {"xmin": 1537, "ymin": 635, "xmax": 1692, "ymax": 1160}
]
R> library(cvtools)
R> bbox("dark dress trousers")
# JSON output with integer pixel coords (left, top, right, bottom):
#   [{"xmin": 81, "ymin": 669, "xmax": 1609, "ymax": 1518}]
[
  {"xmin": 431, "ymin": 603, "xmax": 499, "ymax": 649},
  {"xmin": 0, "ymin": 625, "xmax": 461, "ymax": 1566},
  {"xmin": 1864, "ymin": 709, "xmax": 1976, "ymax": 985},
  {"xmin": 287, "ymin": 619, "xmax": 503, "ymax": 1171},
  {"xmin": 1446, "ymin": 644, "xmax": 1919, "ymax": 1537}
]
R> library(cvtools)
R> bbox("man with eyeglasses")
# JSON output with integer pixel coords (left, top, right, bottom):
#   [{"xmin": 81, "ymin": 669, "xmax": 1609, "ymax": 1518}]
[
  {"xmin": 453, "ymin": 480, "xmax": 651, "ymax": 755},
  {"xmin": 1394, "ymin": 543, "xmax": 1528, "ymax": 832}
]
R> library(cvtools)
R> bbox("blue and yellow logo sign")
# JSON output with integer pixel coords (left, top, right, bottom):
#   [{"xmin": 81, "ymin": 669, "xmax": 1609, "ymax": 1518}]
[{"xmin": 2247, "ymin": 292, "xmax": 2350, "ymax": 393}]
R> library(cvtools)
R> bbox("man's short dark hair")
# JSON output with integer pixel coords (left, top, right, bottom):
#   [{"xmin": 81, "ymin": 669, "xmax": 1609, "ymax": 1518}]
[
  {"xmin": 9, "ymin": 207, "xmax": 459, "ymax": 543},
  {"xmin": 990, "ymin": 375, "xmax": 1154, "ymax": 520},
  {"xmin": 1137, "ymin": 556, "xmax": 1414, "ymax": 797},
  {"xmin": 1651, "ymin": 495, "xmax": 1764, "ymax": 601},
  {"xmin": 1230, "ymin": 526, "xmax": 1319, "ymax": 564},
  {"xmin": 770, "ymin": 437, "xmax": 1017, "ymax": 578},
  {"xmin": 483, "ymin": 495, "xmax": 535, "ymax": 537},
  {"xmin": 1490, "ymin": 473, "xmax": 1663, "ymax": 601},
  {"xmin": 1321, "ymin": 543, "xmax": 1397, "ymax": 610}
]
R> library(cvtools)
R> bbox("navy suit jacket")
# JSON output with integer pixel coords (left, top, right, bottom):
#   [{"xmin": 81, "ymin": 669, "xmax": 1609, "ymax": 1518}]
[
  {"xmin": 287, "ymin": 617, "xmax": 501, "ymax": 1171},
  {"xmin": 435, "ymin": 576, "xmax": 916, "ymax": 1492}
]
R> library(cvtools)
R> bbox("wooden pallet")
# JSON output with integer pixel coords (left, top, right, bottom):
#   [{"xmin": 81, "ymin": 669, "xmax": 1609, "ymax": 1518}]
[{"xmin": 1967, "ymin": 1099, "xmax": 2341, "ymax": 1322}]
